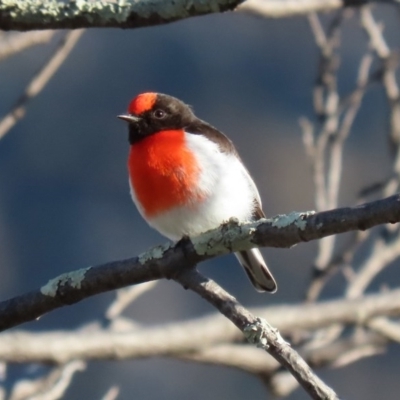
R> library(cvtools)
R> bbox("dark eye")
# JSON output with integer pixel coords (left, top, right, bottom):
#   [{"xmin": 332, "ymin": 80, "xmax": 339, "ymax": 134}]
[{"xmin": 153, "ymin": 109, "xmax": 166, "ymax": 119}]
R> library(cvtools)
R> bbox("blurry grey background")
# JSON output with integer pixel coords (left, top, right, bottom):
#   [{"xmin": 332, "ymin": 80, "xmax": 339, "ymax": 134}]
[{"xmin": 0, "ymin": 5, "xmax": 399, "ymax": 399}]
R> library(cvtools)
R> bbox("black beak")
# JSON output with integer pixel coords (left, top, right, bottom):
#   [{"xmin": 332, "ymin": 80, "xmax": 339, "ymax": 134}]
[{"xmin": 117, "ymin": 114, "xmax": 140, "ymax": 123}]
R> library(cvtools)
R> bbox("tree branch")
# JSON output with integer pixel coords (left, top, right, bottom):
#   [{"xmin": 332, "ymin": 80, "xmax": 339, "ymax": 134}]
[
  {"xmin": 2, "ymin": 288, "xmax": 399, "ymax": 398},
  {"xmin": 173, "ymin": 268, "xmax": 339, "ymax": 400},
  {"xmin": 0, "ymin": 30, "xmax": 84, "ymax": 141},
  {"xmin": 9, "ymin": 360, "xmax": 85, "ymax": 400},
  {"xmin": 1, "ymin": 0, "xmax": 400, "ymax": 31},
  {"xmin": 0, "ymin": 194, "xmax": 399, "ymax": 333},
  {"xmin": 101, "ymin": 386, "xmax": 120, "ymax": 400},
  {"xmin": 0, "ymin": 31, "xmax": 54, "ymax": 61},
  {"xmin": 236, "ymin": 0, "xmax": 400, "ymax": 18},
  {"xmin": 0, "ymin": 0, "xmax": 244, "ymax": 31},
  {"xmin": 1, "ymin": 289, "xmax": 398, "ymax": 363}
]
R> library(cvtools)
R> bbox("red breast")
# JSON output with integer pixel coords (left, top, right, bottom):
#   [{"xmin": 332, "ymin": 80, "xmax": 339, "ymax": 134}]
[{"xmin": 128, "ymin": 129, "xmax": 203, "ymax": 218}]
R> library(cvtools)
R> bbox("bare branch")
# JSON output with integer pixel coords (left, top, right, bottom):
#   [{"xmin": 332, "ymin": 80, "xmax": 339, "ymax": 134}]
[
  {"xmin": 0, "ymin": 30, "xmax": 84, "ymax": 141},
  {"xmin": 329, "ymin": 340, "xmax": 384, "ymax": 368},
  {"xmin": 361, "ymin": 7, "xmax": 391, "ymax": 58},
  {"xmin": 9, "ymin": 361, "xmax": 85, "ymax": 400},
  {"xmin": 178, "ymin": 344, "xmax": 278, "ymax": 375},
  {"xmin": 328, "ymin": 52, "xmax": 374, "ymax": 205},
  {"xmin": 304, "ymin": 8, "xmax": 400, "ymax": 359},
  {"xmin": 1, "ymin": 289, "xmax": 400, "ymax": 363},
  {"xmin": 346, "ymin": 233, "xmax": 400, "ymax": 298},
  {"xmin": 101, "ymin": 386, "xmax": 120, "ymax": 400},
  {"xmin": 0, "ymin": 363, "xmax": 5, "ymax": 400},
  {"xmin": 106, "ymin": 281, "xmax": 158, "ymax": 320},
  {"xmin": 269, "ymin": 331, "xmax": 386, "ymax": 396},
  {"xmin": 304, "ymin": 9, "xmax": 377, "ymax": 300},
  {"xmin": 361, "ymin": 6, "xmax": 400, "ymax": 166},
  {"xmin": 368, "ymin": 316, "xmax": 400, "ymax": 342},
  {"xmin": 174, "ymin": 268, "xmax": 339, "ymax": 400},
  {"xmin": 0, "ymin": 194, "xmax": 399, "ymax": 332},
  {"xmin": 304, "ymin": 12, "xmax": 351, "ymax": 286},
  {"xmin": 307, "ymin": 11, "xmax": 343, "ymax": 212},
  {"xmin": 299, "ymin": 117, "xmax": 315, "ymax": 161},
  {"xmin": 238, "ymin": 0, "xmax": 341, "ymax": 18},
  {"xmin": 238, "ymin": 0, "xmax": 400, "ymax": 18},
  {"xmin": 0, "ymin": 31, "xmax": 54, "ymax": 61},
  {"xmin": 306, "ymin": 230, "xmax": 369, "ymax": 301}
]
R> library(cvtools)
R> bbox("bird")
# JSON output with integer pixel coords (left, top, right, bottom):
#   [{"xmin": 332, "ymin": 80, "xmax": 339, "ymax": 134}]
[{"xmin": 118, "ymin": 92, "xmax": 277, "ymax": 293}]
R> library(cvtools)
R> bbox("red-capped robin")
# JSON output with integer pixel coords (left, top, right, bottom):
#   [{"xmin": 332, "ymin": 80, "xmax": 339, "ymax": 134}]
[{"xmin": 118, "ymin": 92, "xmax": 277, "ymax": 292}]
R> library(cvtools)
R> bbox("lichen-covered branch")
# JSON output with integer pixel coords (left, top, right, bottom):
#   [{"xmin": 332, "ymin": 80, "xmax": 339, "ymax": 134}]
[
  {"xmin": 0, "ymin": 0, "xmax": 244, "ymax": 31},
  {"xmin": 0, "ymin": 193, "xmax": 399, "ymax": 333},
  {"xmin": 1, "ymin": 0, "xmax": 399, "ymax": 31},
  {"xmin": 176, "ymin": 269, "xmax": 338, "ymax": 400}
]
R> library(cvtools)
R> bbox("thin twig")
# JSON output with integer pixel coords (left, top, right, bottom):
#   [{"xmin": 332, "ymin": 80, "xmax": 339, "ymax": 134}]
[
  {"xmin": 0, "ymin": 31, "xmax": 54, "ymax": 61},
  {"xmin": 368, "ymin": 317, "xmax": 400, "ymax": 342},
  {"xmin": 361, "ymin": 6, "xmax": 400, "ymax": 172},
  {"xmin": 304, "ymin": 10, "xmax": 376, "ymax": 301},
  {"xmin": 327, "ymin": 53, "xmax": 374, "ymax": 206},
  {"xmin": 268, "ymin": 331, "xmax": 386, "ymax": 396},
  {"xmin": 0, "ymin": 30, "xmax": 84, "ymax": 141},
  {"xmin": 101, "ymin": 386, "xmax": 120, "ymax": 400},
  {"xmin": 106, "ymin": 281, "xmax": 158, "ymax": 320},
  {"xmin": 9, "ymin": 361, "xmax": 85, "ymax": 400},
  {"xmin": 346, "ymin": 233, "xmax": 400, "ymax": 298},
  {"xmin": 306, "ymin": 12, "xmax": 347, "ymax": 283},
  {"xmin": 306, "ymin": 230, "xmax": 369, "ymax": 301}
]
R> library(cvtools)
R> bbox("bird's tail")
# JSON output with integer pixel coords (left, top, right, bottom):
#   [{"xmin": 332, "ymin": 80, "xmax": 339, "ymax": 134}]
[{"xmin": 235, "ymin": 249, "xmax": 277, "ymax": 293}]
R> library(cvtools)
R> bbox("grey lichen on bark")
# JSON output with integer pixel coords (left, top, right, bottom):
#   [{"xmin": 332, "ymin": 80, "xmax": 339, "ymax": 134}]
[
  {"xmin": 271, "ymin": 211, "xmax": 316, "ymax": 230},
  {"xmin": 0, "ymin": 0, "xmax": 244, "ymax": 31},
  {"xmin": 40, "ymin": 267, "xmax": 92, "ymax": 297}
]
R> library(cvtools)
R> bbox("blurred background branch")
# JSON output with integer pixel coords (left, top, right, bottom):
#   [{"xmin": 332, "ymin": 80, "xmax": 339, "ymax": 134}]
[
  {"xmin": 0, "ymin": 31, "xmax": 54, "ymax": 62},
  {"xmin": 238, "ymin": 0, "xmax": 400, "ymax": 18},
  {"xmin": 0, "ymin": 30, "xmax": 84, "ymax": 141},
  {"xmin": 0, "ymin": 289, "xmax": 399, "ymax": 363}
]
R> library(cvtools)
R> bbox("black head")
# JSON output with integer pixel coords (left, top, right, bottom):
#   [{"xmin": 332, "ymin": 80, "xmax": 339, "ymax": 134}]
[{"xmin": 118, "ymin": 93, "xmax": 197, "ymax": 145}]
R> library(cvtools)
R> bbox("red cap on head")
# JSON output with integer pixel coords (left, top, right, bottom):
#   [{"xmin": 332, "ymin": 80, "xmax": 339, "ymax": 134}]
[{"xmin": 128, "ymin": 93, "xmax": 157, "ymax": 115}]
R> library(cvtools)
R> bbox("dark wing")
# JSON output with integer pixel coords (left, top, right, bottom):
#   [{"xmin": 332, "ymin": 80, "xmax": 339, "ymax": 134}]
[
  {"xmin": 185, "ymin": 119, "xmax": 238, "ymax": 155},
  {"xmin": 187, "ymin": 118, "xmax": 265, "ymax": 218}
]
